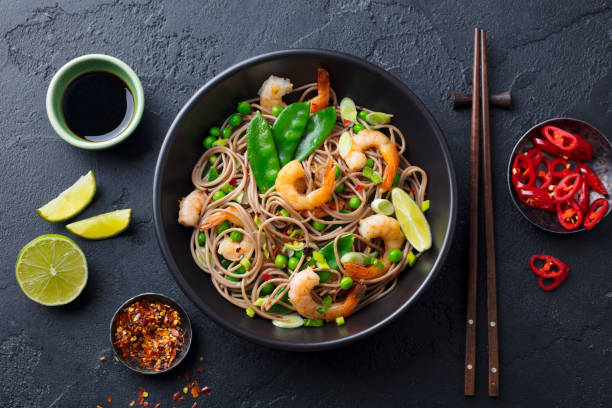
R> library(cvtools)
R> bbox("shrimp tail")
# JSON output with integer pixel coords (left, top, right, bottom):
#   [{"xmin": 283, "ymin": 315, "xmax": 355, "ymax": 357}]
[
  {"xmin": 322, "ymin": 159, "xmax": 336, "ymax": 188},
  {"xmin": 343, "ymin": 262, "xmax": 388, "ymax": 280},
  {"xmin": 199, "ymin": 212, "xmax": 226, "ymax": 230},
  {"xmin": 310, "ymin": 68, "xmax": 330, "ymax": 114},
  {"xmin": 324, "ymin": 282, "xmax": 366, "ymax": 322},
  {"xmin": 381, "ymin": 166, "xmax": 396, "ymax": 192}
]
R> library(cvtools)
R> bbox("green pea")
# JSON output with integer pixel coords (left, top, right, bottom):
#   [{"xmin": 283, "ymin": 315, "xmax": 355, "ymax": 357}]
[
  {"xmin": 279, "ymin": 208, "xmax": 290, "ymax": 217},
  {"xmin": 348, "ymin": 196, "xmax": 361, "ymax": 209},
  {"xmin": 388, "ymin": 249, "xmax": 402, "ymax": 263},
  {"xmin": 198, "ymin": 231, "xmax": 206, "ymax": 246},
  {"xmin": 353, "ymin": 123, "xmax": 365, "ymax": 133},
  {"xmin": 393, "ymin": 173, "xmax": 400, "ymax": 185},
  {"xmin": 209, "ymin": 155, "xmax": 218, "ymax": 165},
  {"xmin": 222, "ymin": 127, "xmax": 232, "ymax": 139},
  {"xmin": 228, "ymin": 113, "xmax": 242, "ymax": 127},
  {"xmin": 334, "ymin": 182, "xmax": 345, "ymax": 193},
  {"xmin": 237, "ymin": 101, "xmax": 251, "ymax": 114},
  {"xmin": 271, "ymin": 105, "xmax": 284, "ymax": 117},
  {"xmin": 275, "ymin": 254, "xmax": 288, "ymax": 269},
  {"xmin": 288, "ymin": 256, "xmax": 299, "ymax": 270},
  {"xmin": 312, "ymin": 221, "xmax": 326, "ymax": 231},
  {"xmin": 294, "ymin": 250, "xmax": 303, "ymax": 259},
  {"xmin": 261, "ymin": 283, "xmax": 274, "ymax": 295},
  {"xmin": 366, "ymin": 158, "xmax": 375, "ymax": 168},
  {"xmin": 216, "ymin": 220, "xmax": 230, "ymax": 234},
  {"xmin": 340, "ymin": 276, "xmax": 353, "ymax": 290},
  {"xmin": 212, "ymin": 190, "xmax": 226, "ymax": 201},
  {"xmin": 230, "ymin": 231, "xmax": 243, "ymax": 242},
  {"xmin": 209, "ymin": 127, "xmax": 221, "ymax": 137},
  {"xmin": 335, "ymin": 165, "xmax": 341, "ymax": 179},
  {"xmin": 203, "ymin": 136, "xmax": 216, "ymax": 149},
  {"xmin": 358, "ymin": 111, "xmax": 368, "ymax": 121}
]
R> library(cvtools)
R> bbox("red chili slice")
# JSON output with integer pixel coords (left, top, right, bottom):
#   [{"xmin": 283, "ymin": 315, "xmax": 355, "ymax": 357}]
[
  {"xmin": 556, "ymin": 199, "xmax": 583, "ymax": 230},
  {"xmin": 532, "ymin": 137, "xmax": 566, "ymax": 157},
  {"xmin": 583, "ymin": 198, "xmax": 609, "ymax": 230},
  {"xmin": 511, "ymin": 154, "xmax": 536, "ymax": 187},
  {"xmin": 572, "ymin": 136, "xmax": 593, "ymax": 161},
  {"xmin": 578, "ymin": 163, "xmax": 608, "ymax": 195},
  {"xmin": 541, "ymin": 125, "xmax": 579, "ymax": 152},
  {"xmin": 525, "ymin": 148, "xmax": 543, "ymax": 168},
  {"xmin": 529, "ymin": 254, "xmax": 569, "ymax": 278},
  {"xmin": 549, "ymin": 158, "xmax": 572, "ymax": 179},
  {"xmin": 576, "ymin": 180, "xmax": 590, "ymax": 214},
  {"xmin": 535, "ymin": 157, "xmax": 553, "ymax": 190},
  {"xmin": 538, "ymin": 267, "xmax": 569, "ymax": 291},
  {"xmin": 517, "ymin": 186, "xmax": 554, "ymax": 211},
  {"xmin": 553, "ymin": 172, "xmax": 582, "ymax": 203}
]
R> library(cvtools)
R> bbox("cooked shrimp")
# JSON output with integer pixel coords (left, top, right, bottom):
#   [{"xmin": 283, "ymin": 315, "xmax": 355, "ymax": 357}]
[
  {"xmin": 344, "ymin": 129, "xmax": 399, "ymax": 192},
  {"xmin": 178, "ymin": 189, "xmax": 204, "ymax": 227},
  {"xmin": 200, "ymin": 206, "xmax": 252, "ymax": 261},
  {"xmin": 288, "ymin": 267, "xmax": 365, "ymax": 321},
  {"xmin": 309, "ymin": 68, "xmax": 330, "ymax": 114},
  {"xmin": 199, "ymin": 206, "xmax": 242, "ymax": 230},
  {"xmin": 258, "ymin": 75, "xmax": 293, "ymax": 110},
  {"xmin": 275, "ymin": 159, "xmax": 335, "ymax": 211},
  {"xmin": 343, "ymin": 214, "xmax": 405, "ymax": 280}
]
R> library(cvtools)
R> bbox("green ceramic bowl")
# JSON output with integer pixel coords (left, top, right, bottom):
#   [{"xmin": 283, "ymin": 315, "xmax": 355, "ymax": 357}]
[{"xmin": 46, "ymin": 54, "xmax": 144, "ymax": 150}]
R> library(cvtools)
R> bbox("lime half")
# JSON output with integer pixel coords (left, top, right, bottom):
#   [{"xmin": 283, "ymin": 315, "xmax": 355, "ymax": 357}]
[
  {"xmin": 66, "ymin": 209, "xmax": 131, "ymax": 239},
  {"xmin": 15, "ymin": 234, "xmax": 87, "ymax": 306},
  {"xmin": 365, "ymin": 111, "xmax": 391, "ymax": 125},
  {"xmin": 339, "ymin": 97, "xmax": 357, "ymax": 124},
  {"xmin": 338, "ymin": 131, "xmax": 352, "ymax": 158},
  {"xmin": 37, "ymin": 170, "xmax": 96, "ymax": 222},
  {"xmin": 391, "ymin": 188, "xmax": 432, "ymax": 252}
]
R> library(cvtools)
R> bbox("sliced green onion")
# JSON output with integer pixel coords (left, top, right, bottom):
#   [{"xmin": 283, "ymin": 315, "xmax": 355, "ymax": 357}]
[
  {"xmin": 246, "ymin": 307, "xmax": 255, "ymax": 318},
  {"xmin": 240, "ymin": 258, "xmax": 251, "ymax": 270},
  {"xmin": 272, "ymin": 313, "xmax": 304, "ymax": 329},
  {"xmin": 371, "ymin": 198, "xmax": 394, "ymax": 215},
  {"xmin": 254, "ymin": 216, "xmax": 262, "ymax": 228},
  {"xmin": 289, "ymin": 229, "xmax": 304, "ymax": 238},
  {"xmin": 340, "ymin": 252, "xmax": 369, "ymax": 266},
  {"xmin": 421, "ymin": 199, "xmax": 430, "ymax": 212},
  {"xmin": 209, "ymin": 155, "xmax": 218, "ymax": 165},
  {"xmin": 221, "ymin": 184, "xmax": 235, "ymax": 194},
  {"xmin": 312, "ymin": 251, "xmax": 330, "ymax": 269},
  {"xmin": 336, "ymin": 316, "xmax": 345, "ymax": 326},
  {"xmin": 212, "ymin": 139, "xmax": 228, "ymax": 147},
  {"xmin": 363, "ymin": 166, "xmax": 382, "ymax": 184},
  {"xmin": 253, "ymin": 296, "xmax": 268, "ymax": 307},
  {"xmin": 304, "ymin": 318, "xmax": 324, "ymax": 327},
  {"xmin": 365, "ymin": 111, "xmax": 391, "ymax": 125},
  {"xmin": 340, "ymin": 97, "xmax": 358, "ymax": 124},
  {"xmin": 279, "ymin": 208, "xmax": 290, "ymax": 217},
  {"xmin": 316, "ymin": 295, "xmax": 333, "ymax": 315},
  {"xmin": 407, "ymin": 250, "xmax": 417, "ymax": 267},
  {"xmin": 284, "ymin": 241, "xmax": 305, "ymax": 252},
  {"xmin": 338, "ymin": 131, "xmax": 352, "ymax": 158},
  {"xmin": 366, "ymin": 158, "xmax": 375, "ymax": 168}
]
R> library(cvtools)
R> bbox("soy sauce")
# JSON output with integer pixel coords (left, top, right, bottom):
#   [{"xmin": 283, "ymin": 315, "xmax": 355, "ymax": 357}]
[{"xmin": 61, "ymin": 71, "xmax": 134, "ymax": 142}]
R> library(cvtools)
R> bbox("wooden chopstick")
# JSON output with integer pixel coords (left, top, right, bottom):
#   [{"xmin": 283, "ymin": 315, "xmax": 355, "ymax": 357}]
[
  {"xmin": 480, "ymin": 29, "xmax": 500, "ymax": 398},
  {"xmin": 464, "ymin": 27, "xmax": 480, "ymax": 397}
]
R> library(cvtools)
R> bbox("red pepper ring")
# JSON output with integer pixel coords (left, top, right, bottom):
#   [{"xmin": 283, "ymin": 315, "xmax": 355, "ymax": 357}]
[
  {"xmin": 578, "ymin": 163, "xmax": 608, "ymax": 196},
  {"xmin": 556, "ymin": 199, "xmax": 583, "ymax": 230},
  {"xmin": 517, "ymin": 186, "xmax": 554, "ymax": 211},
  {"xmin": 511, "ymin": 154, "xmax": 536, "ymax": 187},
  {"xmin": 553, "ymin": 172, "xmax": 582, "ymax": 203},
  {"xmin": 583, "ymin": 198, "xmax": 609, "ymax": 230},
  {"xmin": 532, "ymin": 137, "xmax": 566, "ymax": 157},
  {"xmin": 576, "ymin": 179, "xmax": 590, "ymax": 214},
  {"xmin": 529, "ymin": 254, "xmax": 569, "ymax": 278},
  {"xmin": 572, "ymin": 135, "xmax": 593, "ymax": 162},
  {"xmin": 535, "ymin": 157, "xmax": 553, "ymax": 190},
  {"xmin": 541, "ymin": 125, "xmax": 579, "ymax": 152},
  {"xmin": 538, "ymin": 267, "xmax": 569, "ymax": 291},
  {"xmin": 525, "ymin": 147, "xmax": 543, "ymax": 168},
  {"xmin": 549, "ymin": 157, "xmax": 572, "ymax": 180}
]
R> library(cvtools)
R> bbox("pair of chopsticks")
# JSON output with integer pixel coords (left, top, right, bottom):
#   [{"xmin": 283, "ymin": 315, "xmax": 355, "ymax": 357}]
[{"xmin": 464, "ymin": 28, "xmax": 500, "ymax": 397}]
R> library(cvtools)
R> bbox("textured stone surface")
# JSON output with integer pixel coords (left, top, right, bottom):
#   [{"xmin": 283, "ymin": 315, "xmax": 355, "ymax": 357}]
[{"xmin": 0, "ymin": 1, "xmax": 610, "ymax": 406}]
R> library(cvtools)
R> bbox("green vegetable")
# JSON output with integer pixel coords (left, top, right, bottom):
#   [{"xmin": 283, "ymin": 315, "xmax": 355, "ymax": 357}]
[
  {"xmin": 279, "ymin": 208, "xmax": 290, "ymax": 217},
  {"xmin": 275, "ymin": 254, "xmax": 288, "ymax": 269},
  {"xmin": 246, "ymin": 112, "xmax": 281, "ymax": 192},
  {"xmin": 228, "ymin": 113, "xmax": 242, "ymax": 127},
  {"xmin": 212, "ymin": 190, "xmax": 226, "ymax": 201},
  {"xmin": 268, "ymin": 287, "xmax": 293, "ymax": 314},
  {"xmin": 210, "ymin": 127, "xmax": 221, "ymax": 137},
  {"xmin": 363, "ymin": 166, "xmax": 382, "ymax": 184},
  {"xmin": 209, "ymin": 155, "xmax": 218, "ymax": 165},
  {"xmin": 421, "ymin": 199, "xmax": 430, "ymax": 212},
  {"xmin": 272, "ymin": 313, "xmax": 304, "ymax": 328},
  {"xmin": 304, "ymin": 318, "xmax": 324, "ymax": 327},
  {"xmin": 216, "ymin": 221, "xmax": 230, "ymax": 234},
  {"xmin": 334, "ymin": 182, "xmax": 345, "ymax": 193},
  {"xmin": 271, "ymin": 105, "xmax": 284, "ymax": 116},
  {"xmin": 407, "ymin": 250, "xmax": 417, "ymax": 267},
  {"xmin": 371, "ymin": 198, "xmax": 394, "ymax": 216},
  {"xmin": 339, "ymin": 97, "xmax": 357, "ymax": 124},
  {"xmin": 294, "ymin": 250, "xmax": 303, "ymax": 259},
  {"xmin": 289, "ymin": 229, "xmax": 304, "ymax": 238},
  {"xmin": 365, "ymin": 111, "xmax": 391, "ymax": 125},
  {"xmin": 293, "ymin": 106, "xmax": 337, "ymax": 161},
  {"xmin": 316, "ymin": 295, "xmax": 333, "ymax": 314},
  {"xmin": 253, "ymin": 296, "xmax": 268, "ymax": 307},
  {"xmin": 203, "ymin": 136, "xmax": 216, "ymax": 149},
  {"xmin": 288, "ymin": 256, "xmax": 299, "ymax": 270},
  {"xmin": 336, "ymin": 165, "xmax": 341, "ymax": 178},
  {"xmin": 246, "ymin": 307, "xmax": 255, "ymax": 318},
  {"xmin": 393, "ymin": 173, "xmax": 400, "ymax": 185},
  {"xmin": 312, "ymin": 251, "xmax": 330, "ymax": 271},
  {"xmin": 212, "ymin": 139, "xmax": 227, "ymax": 147},
  {"xmin": 284, "ymin": 241, "xmax": 305, "ymax": 252},
  {"xmin": 208, "ymin": 167, "xmax": 219, "ymax": 181},
  {"xmin": 340, "ymin": 209, "xmax": 351, "ymax": 214},
  {"xmin": 237, "ymin": 101, "xmax": 251, "ymax": 114},
  {"xmin": 222, "ymin": 127, "xmax": 232, "ymax": 139},
  {"xmin": 353, "ymin": 123, "xmax": 365, "ymax": 133},
  {"xmin": 336, "ymin": 316, "xmax": 345, "ymax": 326},
  {"xmin": 340, "ymin": 252, "xmax": 369, "ymax": 266},
  {"xmin": 197, "ymin": 231, "xmax": 206, "ymax": 246},
  {"xmin": 366, "ymin": 158, "xmax": 375, "ymax": 168},
  {"xmin": 319, "ymin": 234, "xmax": 355, "ymax": 282},
  {"xmin": 261, "ymin": 283, "xmax": 274, "ymax": 295},
  {"xmin": 358, "ymin": 110, "xmax": 368, "ymax": 121},
  {"xmin": 348, "ymin": 196, "xmax": 361, "ymax": 209},
  {"xmin": 221, "ymin": 184, "xmax": 234, "ymax": 194},
  {"xmin": 340, "ymin": 276, "xmax": 353, "ymax": 290},
  {"xmin": 271, "ymin": 102, "xmax": 310, "ymax": 166},
  {"xmin": 230, "ymin": 231, "xmax": 243, "ymax": 242},
  {"xmin": 312, "ymin": 221, "xmax": 326, "ymax": 231},
  {"xmin": 240, "ymin": 258, "xmax": 251, "ymax": 270},
  {"xmin": 388, "ymin": 249, "xmax": 402, "ymax": 263}
]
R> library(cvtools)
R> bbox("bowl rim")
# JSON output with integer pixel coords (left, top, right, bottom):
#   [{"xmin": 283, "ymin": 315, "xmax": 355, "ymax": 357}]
[
  {"xmin": 506, "ymin": 117, "xmax": 611, "ymax": 234},
  {"xmin": 152, "ymin": 48, "xmax": 458, "ymax": 351}
]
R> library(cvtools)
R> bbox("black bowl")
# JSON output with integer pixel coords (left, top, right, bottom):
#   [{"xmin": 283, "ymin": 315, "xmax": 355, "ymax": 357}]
[
  {"xmin": 153, "ymin": 49, "xmax": 457, "ymax": 350},
  {"xmin": 507, "ymin": 118, "xmax": 612, "ymax": 233}
]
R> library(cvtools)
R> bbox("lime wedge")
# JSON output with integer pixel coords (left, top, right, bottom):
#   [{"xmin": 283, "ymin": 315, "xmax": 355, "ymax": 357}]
[
  {"xmin": 338, "ymin": 131, "xmax": 352, "ymax": 158},
  {"xmin": 339, "ymin": 97, "xmax": 357, "ymax": 124},
  {"xmin": 365, "ymin": 111, "xmax": 391, "ymax": 125},
  {"xmin": 37, "ymin": 171, "xmax": 96, "ymax": 222},
  {"xmin": 272, "ymin": 313, "xmax": 304, "ymax": 329},
  {"xmin": 371, "ymin": 198, "xmax": 394, "ymax": 215},
  {"xmin": 66, "ymin": 209, "xmax": 131, "ymax": 239},
  {"xmin": 15, "ymin": 234, "xmax": 87, "ymax": 306},
  {"xmin": 391, "ymin": 188, "xmax": 432, "ymax": 252}
]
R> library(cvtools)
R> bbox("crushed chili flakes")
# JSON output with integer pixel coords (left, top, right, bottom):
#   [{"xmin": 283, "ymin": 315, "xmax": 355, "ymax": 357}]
[
  {"xmin": 172, "ymin": 391, "xmax": 181, "ymax": 401},
  {"xmin": 190, "ymin": 381, "xmax": 200, "ymax": 398},
  {"xmin": 200, "ymin": 386, "xmax": 211, "ymax": 395},
  {"xmin": 113, "ymin": 300, "xmax": 184, "ymax": 371},
  {"xmin": 99, "ymin": 356, "xmax": 107, "ymax": 361},
  {"xmin": 154, "ymin": 404, "xmax": 161, "ymax": 408},
  {"xmin": 129, "ymin": 402, "xmax": 135, "ymax": 407}
]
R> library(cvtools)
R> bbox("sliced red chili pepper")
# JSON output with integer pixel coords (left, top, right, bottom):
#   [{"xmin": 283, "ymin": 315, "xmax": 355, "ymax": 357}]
[
  {"xmin": 556, "ymin": 199, "xmax": 583, "ymax": 230},
  {"xmin": 577, "ymin": 163, "xmax": 608, "ymax": 195},
  {"xmin": 549, "ymin": 158, "xmax": 572, "ymax": 179},
  {"xmin": 535, "ymin": 157, "xmax": 553, "ymax": 190},
  {"xmin": 525, "ymin": 148, "xmax": 543, "ymax": 168},
  {"xmin": 541, "ymin": 125, "xmax": 579, "ymax": 152},
  {"xmin": 532, "ymin": 137, "xmax": 566, "ymax": 157},
  {"xmin": 583, "ymin": 198, "xmax": 609, "ymax": 230},
  {"xmin": 576, "ymin": 180, "xmax": 589, "ymax": 214},
  {"xmin": 571, "ymin": 135, "xmax": 593, "ymax": 161},
  {"xmin": 538, "ymin": 267, "xmax": 569, "ymax": 291},
  {"xmin": 511, "ymin": 154, "xmax": 536, "ymax": 187},
  {"xmin": 355, "ymin": 184, "xmax": 363, "ymax": 192},
  {"xmin": 262, "ymin": 273, "xmax": 271, "ymax": 281},
  {"xmin": 529, "ymin": 254, "xmax": 569, "ymax": 278},
  {"xmin": 517, "ymin": 186, "xmax": 554, "ymax": 211},
  {"xmin": 553, "ymin": 172, "xmax": 582, "ymax": 203}
]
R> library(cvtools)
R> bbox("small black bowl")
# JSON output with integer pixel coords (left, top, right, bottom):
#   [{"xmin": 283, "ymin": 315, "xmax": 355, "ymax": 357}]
[
  {"xmin": 508, "ymin": 117, "xmax": 612, "ymax": 233},
  {"xmin": 110, "ymin": 293, "xmax": 192, "ymax": 374}
]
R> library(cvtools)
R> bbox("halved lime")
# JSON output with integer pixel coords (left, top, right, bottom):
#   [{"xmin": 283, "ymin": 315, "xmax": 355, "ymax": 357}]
[
  {"xmin": 391, "ymin": 188, "xmax": 432, "ymax": 252},
  {"xmin": 339, "ymin": 97, "xmax": 357, "ymax": 124},
  {"xmin": 37, "ymin": 170, "xmax": 96, "ymax": 222},
  {"xmin": 66, "ymin": 209, "xmax": 131, "ymax": 239},
  {"xmin": 365, "ymin": 111, "xmax": 391, "ymax": 125},
  {"xmin": 15, "ymin": 234, "xmax": 87, "ymax": 306},
  {"xmin": 338, "ymin": 131, "xmax": 352, "ymax": 158}
]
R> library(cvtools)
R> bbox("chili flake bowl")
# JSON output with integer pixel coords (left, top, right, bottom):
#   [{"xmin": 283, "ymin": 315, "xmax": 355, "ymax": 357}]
[
  {"xmin": 507, "ymin": 118, "xmax": 612, "ymax": 233},
  {"xmin": 109, "ymin": 293, "xmax": 192, "ymax": 375}
]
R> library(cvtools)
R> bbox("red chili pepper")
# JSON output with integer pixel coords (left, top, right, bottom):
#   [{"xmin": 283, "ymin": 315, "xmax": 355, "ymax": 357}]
[
  {"xmin": 572, "ymin": 135, "xmax": 593, "ymax": 161},
  {"xmin": 511, "ymin": 154, "xmax": 536, "ymax": 187},
  {"xmin": 535, "ymin": 157, "xmax": 553, "ymax": 190},
  {"xmin": 355, "ymin": 184, "xmax": 363, "ymax": 192},
  {"xmin": 262, "ymin": 273, "xmax": 271, "ymax": 281},
  {"xmin": 549, "ymin": 157, "xmax": 572, "ymax": 179},
  {"xmin": 532, "ymin": 137, "xmax": 566, "ymax": 157},
  {"xmin": 517, "ymin": 186, "xmax": 554, "ymax": 211},
  {"xmin": 541, "ymin": 125, "xmax": 579, "ymax": 152},
  {"xmin": 556, "ymin": 199, "xmax": 583, "ymax": 230},
  {"xmin": 576, "ymin": 180, "xmax": 589, "ymax": 214},
  {"xmin": 525, "ymin": 148, "xmax": 543, "ymax": 168},
  {"xmin": 553, "ymin": 172, "xmax": 582, "ymax": 203},
  {"xmin": 229, "ymin": 178, "xmax": 237, "ymax": 186},
  {"xmin": 578, "ymin": 163, "xmax": 608, "ymax": 195},
  {"xmin": 583, "ymin": 198, "xmax": 609, "ymax": 230},
  {"xmin": 529, "ymin": 254, "xmax": 570, "ymax": 291}
]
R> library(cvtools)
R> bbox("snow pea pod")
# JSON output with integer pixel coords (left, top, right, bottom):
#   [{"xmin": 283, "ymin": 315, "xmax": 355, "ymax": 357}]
[
  {"xmin": 293, "ymin": 106, "xmax": 337, "ymax": 162},
  {"xmin": 272, "ymin": 102, "xmax": 310, "ymax": 166},
  {"xmin": 318, "ymin": 233, "xmax": 355, "ymax": 283},
  {"xmin": 246, "ymin": 112, "xmax": 281, "ymax": 192}
]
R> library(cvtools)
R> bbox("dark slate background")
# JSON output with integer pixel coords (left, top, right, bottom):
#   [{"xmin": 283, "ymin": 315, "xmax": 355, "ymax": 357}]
[{"xmin": 1, "ymin": 1, "xmax": 610, "ymax": 407}]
